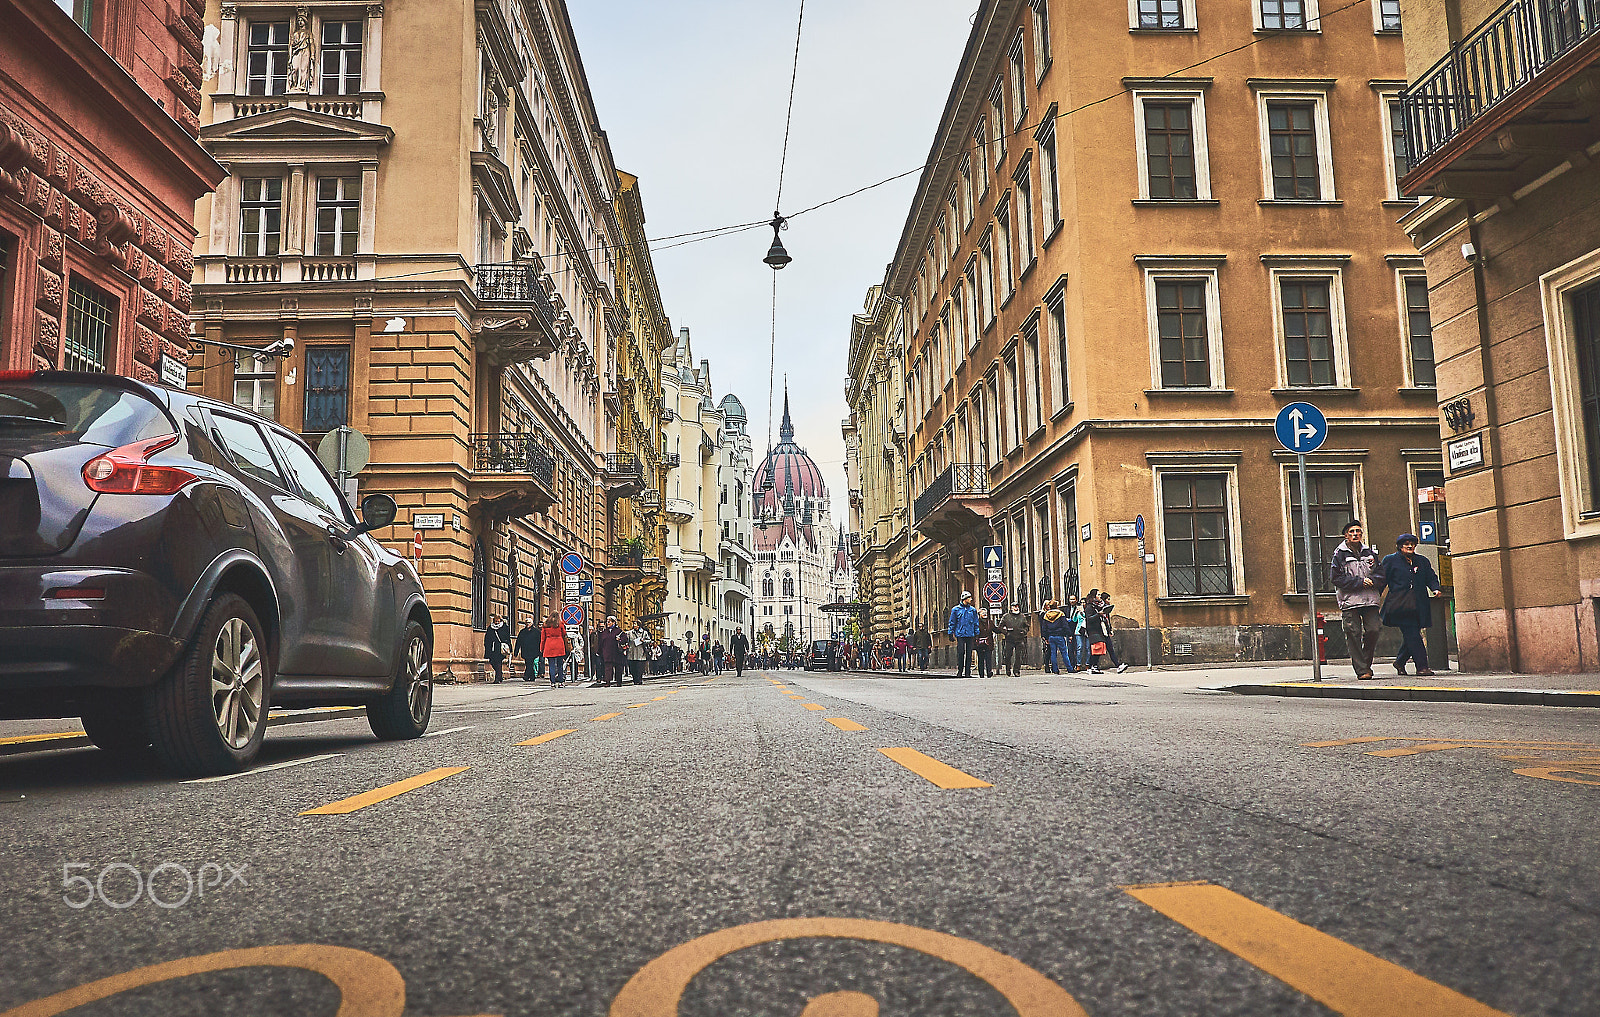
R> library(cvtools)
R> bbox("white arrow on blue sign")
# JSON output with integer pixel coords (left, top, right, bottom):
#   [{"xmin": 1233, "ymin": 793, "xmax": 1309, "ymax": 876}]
[
  {"xmin": 1274, "ymin": 402, "xmax": 1328, "ymax": 454},
  {"xmin": 982, "ymin": 545, "xmax": 1004, "ymax": 569}
]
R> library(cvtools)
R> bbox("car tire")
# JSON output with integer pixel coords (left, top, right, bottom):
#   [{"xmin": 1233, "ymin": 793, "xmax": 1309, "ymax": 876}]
[
  {"xmin": 146, "ymin": 592, "xmax": 271, "ymax": 778},
  {"xmin": 80, "ymin": 693, "xmax": 151, "ymax": 757},
  {"xmin": 368, "ymin": 620, "xmax": 431, "ymax": 740}
]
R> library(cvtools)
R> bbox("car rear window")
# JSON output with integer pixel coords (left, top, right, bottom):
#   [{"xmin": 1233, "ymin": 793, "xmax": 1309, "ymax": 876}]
[{"xmin": 0, "ymin": 381, "xmax": 171, "ymax": 447}]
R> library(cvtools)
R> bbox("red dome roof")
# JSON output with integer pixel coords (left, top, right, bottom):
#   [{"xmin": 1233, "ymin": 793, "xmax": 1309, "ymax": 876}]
[{"xmin": 755, "ymin": 389, "xmax": 826, "ymax": 512}]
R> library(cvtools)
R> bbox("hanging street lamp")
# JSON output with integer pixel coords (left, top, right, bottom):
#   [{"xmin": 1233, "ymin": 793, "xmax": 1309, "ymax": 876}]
[{"xmin": 763, "ymin": 213, "xmax": 792, "ymax": 270}]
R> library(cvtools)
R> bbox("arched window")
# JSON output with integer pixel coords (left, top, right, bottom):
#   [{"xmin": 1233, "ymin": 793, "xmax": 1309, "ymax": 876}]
[
  {"xmin": 762, "ymin": 573, "xmax": 774, "ymax": 598},
  {"xmin": 782, "ymin": 572, "xmax": 794, "ymax": 598}
]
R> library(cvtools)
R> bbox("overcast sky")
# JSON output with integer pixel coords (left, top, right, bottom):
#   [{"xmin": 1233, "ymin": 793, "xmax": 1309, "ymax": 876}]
[{"xmin": 567, "ymin": 0, "xmax": 977, "ymax": 513}]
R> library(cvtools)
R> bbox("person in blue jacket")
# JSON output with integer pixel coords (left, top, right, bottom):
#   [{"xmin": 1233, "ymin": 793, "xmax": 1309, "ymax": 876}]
[
  {"xmin": 1380, "ymin": 533, "xmax": 1444, "ymax": 676},
  {"xmin": 947, "ymin": 590, "xmax": 981, "ymax": 678}
]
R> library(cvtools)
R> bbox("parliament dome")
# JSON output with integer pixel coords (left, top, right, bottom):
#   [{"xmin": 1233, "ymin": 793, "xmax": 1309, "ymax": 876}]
[{"xmin": 754, "ymin": 390, "xmax": 826, "ymax": 513}]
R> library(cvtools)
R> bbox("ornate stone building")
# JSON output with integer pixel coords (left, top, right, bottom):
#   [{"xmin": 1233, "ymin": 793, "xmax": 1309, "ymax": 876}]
[
  {"xmin": 2, "ymin": 0, "xmax": 222, "ymax": 378},
  {"xmin": 890, "ymin": 0, "xmax": 1443, "ymax": 665},
  {"xmin": 842, "ymin": 284, "xmax": 910, "ymax": 640},
  {"xmin": 754, "ymin": 392, "xmax": 836, "ymax": 651},
  {"xmin": 184, "ymin": 0, "xmax": 643, "ymax": 671},
  {"xmin": 659, "ymin": 328, "xmax": 755, "ymax": 650}
]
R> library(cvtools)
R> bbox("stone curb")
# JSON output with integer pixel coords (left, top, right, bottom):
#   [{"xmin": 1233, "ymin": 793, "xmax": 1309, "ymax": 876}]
[{"xmin": 1216, "ymin": 683, "xmax": 1600, "ymax": 708}]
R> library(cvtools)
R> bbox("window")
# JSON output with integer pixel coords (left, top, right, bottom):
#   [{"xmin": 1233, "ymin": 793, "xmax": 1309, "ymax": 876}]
[
  {"xmin": 960, "ymin": 158, "xmax": 974, "ymax": 230},
  {"xmin": 973, "ymin": 122, "xmax": 991, "ymax": 196},
  {"xmin": 246, "ymin": 21, "xmax": 291, "ymax": 96},
  {"xmin": 1268, "ymin": 102, "xmax": 1320, "ymax": 199},
  {"xmin": 1031, "ymin": 1, "xmax": 1051, "ymax": 76},
  {"xmin": 989, "ymin": 82, "xmax": 1007, "ymax": 168},
  {"xmin": 1038, "ymin": 123, "xmax": 1061, "ymax": 232},
  {"xmin": 319, "ymin": 21, "xmax": 363, "ymax": 94},
  {"xmin": 1145, "ymin": 103, "xmax": 1197, "ymax": 200},
  {"xmin": 209, "ymin": 413, "xmax": 287, "ymax": 489},
  {"xmin": 1004, "ymin": 349, "xmax": 1021, "ymax": 448},
  {"xmin": 1162, "ymin": 474, "xmax": 1233, "ymax": 595},
  {"xmin": 1414, "ymin": 469, "xmax": 1449, "ymax": 549},
  {"xmin": 1047, "ymin": 284, "xmax": 1069, "ymax": 411},
  {"xmin": 783, "ymin": 573, "xmax": 794, "ymax": 597},
  {"xmin": 996, "ymin": 202, "xmax": 1014, "ymax": 301},
  {"xmin": 0, "ymin": 231, "xmax": 13, "ymax": 341},
  {"xmin": 979, "ymin": 234, "xmax": 996, "ymax": 329},
  {"xmin": 1137, "ymin": 0, "xmax": 1186, "ymax": 29},
  {"xmin": 232, "ymin": 350, "xmax": 277, "ymax": 417},
  {"xmin": 964, "ymin": 260, "xmax": 981, "ymax": 347},
  {"xmin": 1288, "ymin": 471, "xmax": 1355, "ymax": 593},
  {"xmin": 1008, "ymin": 33, "xmax": 1027, "ymax": 127},
  {"xmin": 1260, "ymin": 0, "xmax": 1309, "ymax": 30},
  {"xmin": 987, "ymin": 370, "xmax": 1003, "ymax": 452},
  {"xmin": 1156, "ymin": 281, "xmax": 1211, "ymax": 388},
  {"xmin": 315, "ymin": 177, "xmax": 359, "ymax": 256},
  {"xmin": 1403, "ymin": 277, "xmax": 1436, "ymax": 387},
  {"xmin": 1377, "ymin": 0, "xmax": 1402, "ymax": 31},
  {"xmin": 1281, "ymin": 279, "xmax": 1335, "ymax": 387},
  {"xmin": 1574, "ymin": 281, "xmax": 1600, "ymax": 513},
  {"xmin": 1013, "ymin": 158, "xmax": 1036, "ymax": 269},
  {"xmin": 63, "ymin": 276, "xmax": 116, "ymax": 374},
  {"xmin": 239, "ymin": 178, "xmax": 283, "ymax": 257},
  {"xmin": 302, "ymin": 346, "xmax": 350, "ymax": 433},
  {"xmin": 1058, "ymin": 483, "xmax": 1080, "ymax": 596},
  {"xmin": 1024, "ymin": 318, "xmax": 1043, "ymax": 433},
  {"xmin": 269, "ymin": 430, "xmax": 349, "ymax": 520},
  {"xmin": 54, "ymin": 0, "xmax": 93, "ymax": 30},
  {"xmin": 1385, "ymin": 99, "xmax": 1412, "ymax": 199}
]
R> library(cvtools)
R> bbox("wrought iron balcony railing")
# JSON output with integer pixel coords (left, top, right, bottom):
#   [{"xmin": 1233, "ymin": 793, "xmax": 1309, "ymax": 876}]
[
  {"xmin": 604, "ymin": 453, "xmax": 643, "ymax": 478},
  {"xmin": 661, "ymin": 452, "xmax": 680, "ymax": 469},
  {"xmin": 635, "ymin": 489, "xmax": 662, "ymax": 510},
  {"xmin": 607, "ymin": 544, "xmax": 645, "ymax": 569},
  {"xmin": 470, "ymin": 433, "xmax": 554, "ymax": 487},
  {"xmin": 913, "ymin": 463, "xmax": 989, "ymax": 524},
  {"xmin": 1401, "ymin": 0, "xmax": 1600, "ymax": 170}
]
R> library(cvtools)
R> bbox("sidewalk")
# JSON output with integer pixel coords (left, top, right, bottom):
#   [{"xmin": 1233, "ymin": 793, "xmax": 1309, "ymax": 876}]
[{"xmin": 811, "ymin": 660, "xmax": 1600, "ymax": 707}]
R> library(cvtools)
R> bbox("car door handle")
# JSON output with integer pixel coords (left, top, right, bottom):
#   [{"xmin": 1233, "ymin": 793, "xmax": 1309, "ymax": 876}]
[{"xmin": 325, "ymin": 523, "xmax": 348, "ymax": 553}]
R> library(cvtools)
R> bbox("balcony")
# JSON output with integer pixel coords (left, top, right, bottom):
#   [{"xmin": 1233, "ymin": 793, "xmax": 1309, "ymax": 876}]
[
  {"xmin": 676, "ymin": 549, "xmax": 717, "ymax": 575},
  {"xmin": 211, "ymin": 91, "xmax": 386, "ymax": 124},
  {"xmin": 635, "ymin": 489, "xmax": 662, "ymax": 511},
  {"xmin": 603, "ymin": 453, "xmax": 644, "ymax": 497},
  {"xmin": 662, "ymin": 452, "xmax": 681, "ymax": 470},
  {"xmin": 913, "ymin": 464, "xmax": 992, "ymax": 549},
  {"xmin": 721, "ymin": 577, "xmax": 753, "ymax": 602},
  {"xmin": 663, "ymin": 497, "xmax": 695, "ymax": 523},
  {"xmin": 473, "ymin": 261, "xmax": 561, "ymax": 365},
  {"xmin": 1401, "ymin": 0, "xmax": 1600, "ymax": 198},
  {"xmin": 466, "ymin": 433, "xmax": 556, "ymax": 523},
  {"xmin": 720, "ymin": 537, "xmax": 755, "ymax": 565},
  {"xmin": 606, "ymin": 544, "xmax": 645, "ymax": 569}
]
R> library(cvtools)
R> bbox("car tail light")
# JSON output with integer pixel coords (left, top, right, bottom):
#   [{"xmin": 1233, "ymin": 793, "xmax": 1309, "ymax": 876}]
[
  {"xmin": 0, "ymin": 370, "xmax": 37, "ymax": 381},
  {"xmin": 45, "ymin": 587, "xmax": 106, "ymax": 600},
  {"xmin": 82, "ymin": 433, "xmax": 196, "ymax": 495}
]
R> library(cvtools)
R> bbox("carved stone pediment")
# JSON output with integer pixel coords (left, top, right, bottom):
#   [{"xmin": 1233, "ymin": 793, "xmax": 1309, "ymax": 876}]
[{"xmin": 201, "ymin": 107, "xmax": 392, "ymax": 161}]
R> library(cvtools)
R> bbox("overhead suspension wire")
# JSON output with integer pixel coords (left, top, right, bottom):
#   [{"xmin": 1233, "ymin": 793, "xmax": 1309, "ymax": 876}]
[{"xmin": 761, "ymin": 0, "xmax": 807, "ymax": 505}]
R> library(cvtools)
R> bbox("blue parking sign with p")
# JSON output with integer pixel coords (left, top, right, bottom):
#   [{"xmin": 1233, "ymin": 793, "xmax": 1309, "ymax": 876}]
[{"xmin": 1419, "ymin": 521, "xmax": 1436, "ymax": 544}]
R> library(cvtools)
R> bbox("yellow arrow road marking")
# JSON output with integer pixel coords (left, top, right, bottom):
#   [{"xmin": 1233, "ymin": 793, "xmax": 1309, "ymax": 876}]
[
  {"xmin": 517, "ymin": 729, "xmax": 577, "ymax": 746},
  {"xmin": 300, "ymin": 767, "xmax": 469, "ymax": 816},
  {"xmin": 825, "ymin": 718, "xmax": 867, "ymax": 732},
  {"xmin": 1367, "ymin": 743, "xmax": 1465, "ymax": 757},
  {"xmin": 1123, "ymin": 881, "xmax": 1512, "ymax": 1016},
  {"xmin": 878, "ymin": 748, "xmax": 991, "ymax": 789}
]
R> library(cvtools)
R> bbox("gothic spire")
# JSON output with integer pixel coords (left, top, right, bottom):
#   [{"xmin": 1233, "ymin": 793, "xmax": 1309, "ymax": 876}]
[{"xmin": 779, "ymin": 381, "xmax": 794, "ymax": 444}]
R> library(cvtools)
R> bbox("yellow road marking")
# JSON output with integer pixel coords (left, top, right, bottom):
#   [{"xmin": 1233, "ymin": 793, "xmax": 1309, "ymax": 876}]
[
  {"xmin": 1301, "ymin": 737, "xmax": 1399, "ymax": 748},
  {"xmin": 1367, "ymin": 743, "xmax": 1465, "ymax": 758},
  {"xmin": 517, "ymin": 729, "xmax": 577, "ymax": 746},
  {"xmin": 592, "ymin": 712, "xmax": 624, "ymax": 721},
  {"xmin": 826, "ymin": 718, "xmax": 867, "ymax": 732},
  {"xmin": 651, "ymin": 696, "xmax": 671, "ymax": 701},
  {"xmin": 300, "ymin": 767, "xmax": 469, "ymax": 816},
  {"xmin": 1123, "ymin": 881, "xmax": 1511, "ymax": 1016},
  {"xmin": 627, "ymin": 704, "xmax": 647, "ymax": 708},
  {"xmin": 0, "ymin": 731, "xmax": 84, "ymax": 746},
  {"xmin": 877, "ymin": 748, "xmax": 991, "ymax": 789},
  {"xmin": 1514, "ymin": 766, "xmax": 1600, "ymax": 786},
  {"xmin": 799, "ymin": 991, "xmax": 877, "ymax": 1016},
  {"xmin": 802, "ymin": 703, "xmax": 826, "ymax": 711}
]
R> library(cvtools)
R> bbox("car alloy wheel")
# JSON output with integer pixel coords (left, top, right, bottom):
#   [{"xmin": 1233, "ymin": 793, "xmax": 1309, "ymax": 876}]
[
  {"xmin": 211, "ymin": 616, "xmax": 265, "ymax": 749},
  {"xmin": 406, "ymin": 633, "xmax": 431, "ymax": 725}
]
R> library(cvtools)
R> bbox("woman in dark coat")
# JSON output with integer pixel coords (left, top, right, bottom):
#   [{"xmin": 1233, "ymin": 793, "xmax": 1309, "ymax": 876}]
[
  {"xmin": 484, "ymin": 613, "xmax": 511, "ymax": 683},
  {"xmin": 1380, "ymin": 533, "xmax": 1443, "ymax": 676}
]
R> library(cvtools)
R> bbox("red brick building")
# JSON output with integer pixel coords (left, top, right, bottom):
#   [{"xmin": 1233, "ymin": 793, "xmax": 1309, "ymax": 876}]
[{"xmin": 0, "ymin": 0, "xmax": 221, "ymax": 378}]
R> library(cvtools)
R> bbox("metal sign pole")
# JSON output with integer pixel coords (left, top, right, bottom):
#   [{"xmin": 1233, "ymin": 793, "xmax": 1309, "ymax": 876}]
[
  {"xmin": 335, "ymin": 425, "xmax": 349, "ymax": 491},
  {"xmin": 1140, "ymin": 537, "xmax": 1152, "ymax": 672},
  {"xmin": 1298, "ymin": 452, "xmax": 1322, "ymax": 682}
]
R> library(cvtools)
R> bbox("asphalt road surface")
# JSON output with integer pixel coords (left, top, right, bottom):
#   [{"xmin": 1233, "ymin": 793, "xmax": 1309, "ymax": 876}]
[{"xmin": 2, "ymin": 669, "xmax": 1597, "ymax": 1016}]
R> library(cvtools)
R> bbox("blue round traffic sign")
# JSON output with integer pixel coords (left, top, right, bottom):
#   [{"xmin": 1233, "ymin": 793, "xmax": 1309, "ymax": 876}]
[
  {"xmin": 562, "ymin": 604, "xmax": 584, "ymax": 626},
  {"xmin": 560, "ymin": 551, "xmax": 583, "ymax": 576},
  {"xmin": 1274, "ymin": 402, "xmax": 1328, "ymax": 454},
  {"xmin": 1134, "ymin": 514, "xmax": 1145, "ymax": 540}
]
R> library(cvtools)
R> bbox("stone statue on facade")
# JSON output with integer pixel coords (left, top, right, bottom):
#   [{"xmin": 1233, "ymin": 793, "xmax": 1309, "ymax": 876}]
[{"xmin": 288, "ymin": 11, "xmax": 316, "ymax": 92}]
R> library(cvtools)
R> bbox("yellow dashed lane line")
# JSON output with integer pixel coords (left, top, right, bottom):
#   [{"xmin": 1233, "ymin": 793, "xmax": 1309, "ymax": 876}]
[
  {"xmin": 300, "ymin": 767, "xmax": 470, "ymax": 816},
  {"xmin": 517, "ymin": 729, "xmax": 577, "ymax": 746}
]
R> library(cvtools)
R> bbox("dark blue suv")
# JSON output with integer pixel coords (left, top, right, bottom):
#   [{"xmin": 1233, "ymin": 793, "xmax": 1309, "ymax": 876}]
[{"xmin": 0, "ymin": 371, "xmax": 433, "ymax": 776}]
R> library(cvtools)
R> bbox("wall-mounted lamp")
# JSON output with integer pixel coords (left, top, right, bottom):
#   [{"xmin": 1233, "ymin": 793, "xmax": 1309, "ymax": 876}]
[{"xmin": 1461, "ymin": 241, "xmax": 1478, "ymax": 263}]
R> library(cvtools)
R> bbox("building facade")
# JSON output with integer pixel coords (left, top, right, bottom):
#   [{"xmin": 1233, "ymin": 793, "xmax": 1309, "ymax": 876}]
[
  {"xmin": 659, "ymin": 329, "xmax": 755, "ymax": 652},
  {"xmin": 2, "ymin": 0, "xmax": 222, "ymax": 378},
  {"xmin": 842, "ymin": 284, "xmax": 911, "ymax": 640},
  {"xmin": 604, "ymin": 169, "xmax": 672, "ymax": 629},
  {"xmin": 185, "ymin": 0, "xmax": 641, "ymax": 673},
  {"xmin": 891, "ymin": 0, "xmax": 1444, "ymax": 665},
  {"xmin": 754, "ymin": 392, "xmax": 837, "ymax": 652},
  {"xmin": 1396, "ymin": 0, "xmax": 1600, "ymax": 672}
]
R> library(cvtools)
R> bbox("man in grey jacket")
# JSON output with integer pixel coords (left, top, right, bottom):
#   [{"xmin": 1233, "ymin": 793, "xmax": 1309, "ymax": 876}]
[{"xmin": 1329, "ymin": 519, "xmax": 1384, "ymax": 680}]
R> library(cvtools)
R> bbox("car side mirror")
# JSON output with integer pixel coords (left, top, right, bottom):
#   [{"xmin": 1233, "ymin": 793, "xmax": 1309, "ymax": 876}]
[
  {"xmin": 360, "ymin": 493, "xmax": 398, "ymax": 529},
  {"xmin": 342, "ymin": 493, "xmax": 397, "ymax": 539}
]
